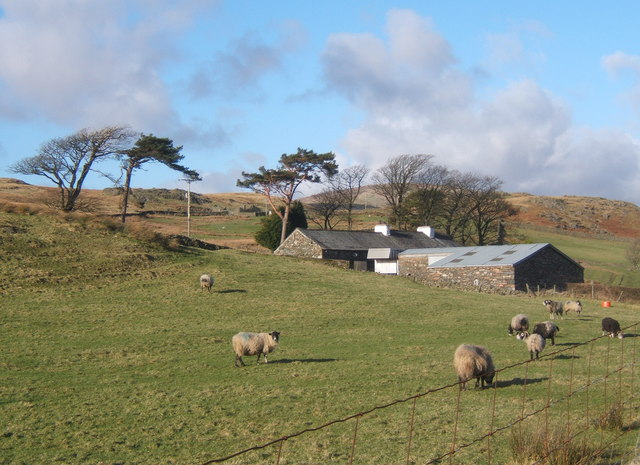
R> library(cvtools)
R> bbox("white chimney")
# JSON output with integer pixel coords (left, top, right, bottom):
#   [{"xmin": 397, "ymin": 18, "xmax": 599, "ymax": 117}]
[
  {"xmin": 417, "ymin": 226, "xmax": 435, "ymax": 238},
  {"xmin": 374, "ymin": 224, "xmax": 391, "ymax": 236}
]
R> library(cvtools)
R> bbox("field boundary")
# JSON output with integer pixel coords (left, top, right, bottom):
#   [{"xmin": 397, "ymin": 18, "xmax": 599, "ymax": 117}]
[{"xmin": 202, "ymin": 323, "xmax": 640, "ymax": 465}]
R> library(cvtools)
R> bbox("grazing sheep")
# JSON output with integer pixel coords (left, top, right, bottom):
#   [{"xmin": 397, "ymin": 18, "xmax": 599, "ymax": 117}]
[
  {"xmin": 532, "ymin": 321, "xmax": 560, "ymax": 346},
  {"xmin": 508, "ymin": 314, "xmax": 529, "ymax": 336},
  {"xmin": 543, "ymin": 299, "xmax": 564, "ymax": 319},
  {"xmin": 232, "ymin": 331, "xmax": 280, "ymax": 367},
  {"xmin": 563, "ymin": 300, "xmax": 583, "ymax": 316},
  {"xmin": 517, "ymin": 332, "xmax": 546, "ymax": 360},
  {"xmin": 453, "ymin": 344, "xmax": 495, "ymax": 391},
  {"xmin": 200, "ymin": 274, "xmax": 214, "ymax": 292},
  {"xmin": 601, "ymin": 317, "xmax": 624, "ymax": 339}
]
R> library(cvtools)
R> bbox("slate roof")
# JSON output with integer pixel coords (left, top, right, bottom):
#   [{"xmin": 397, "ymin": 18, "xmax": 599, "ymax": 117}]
[
  {"xmin": 297, "ymin": 228, "xmax": 460, "ymax": 251},
  {"xmin": 400, "ymin": 243, "xmax": 583, "ymax": 268}
]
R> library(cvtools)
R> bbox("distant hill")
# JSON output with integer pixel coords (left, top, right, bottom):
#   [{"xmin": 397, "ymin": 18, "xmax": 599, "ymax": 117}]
[{"xmin": 1, "ymin": 177, "xmax": 639, "ymax": 240}]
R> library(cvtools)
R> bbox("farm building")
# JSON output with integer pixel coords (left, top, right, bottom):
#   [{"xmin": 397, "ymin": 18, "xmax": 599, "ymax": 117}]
[
  {"xmin": 274, "ymin": 225, "xmax": 460, "ymax": 272},
  {"xmin": 398, "ymin": 243, "xmax": 584, "ymax": 293}
]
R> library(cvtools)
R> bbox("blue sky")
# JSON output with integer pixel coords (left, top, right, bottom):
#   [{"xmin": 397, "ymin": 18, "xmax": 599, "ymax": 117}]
[{"xmin": 1, "ymin": 1, "xmax": 639, "ymax": 204}]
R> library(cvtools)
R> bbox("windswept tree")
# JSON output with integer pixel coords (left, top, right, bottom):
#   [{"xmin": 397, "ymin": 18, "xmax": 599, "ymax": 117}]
[
  {"xmin": 10, "ymin": 126, "xmax": 135, "ymax": 211},
  {"xmin": 371, "ymin": 154, "xmax": 434, "ymax": 229},
  {"xmin": 237, "ymin": 148, "xmax": 337, "ymax": 245},
  {"xmin": 118, "ymin": 134, "xmax": 200, "ymax": 223}
]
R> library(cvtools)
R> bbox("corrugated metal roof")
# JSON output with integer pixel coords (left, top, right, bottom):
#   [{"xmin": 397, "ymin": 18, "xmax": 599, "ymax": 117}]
[
  {"xmin": 400, "ymin": 243, "xmax": 564, "ymax": 268},
  {"xmin": 297, "ymin": 228, "xmax": 460, "ymax": 251}
]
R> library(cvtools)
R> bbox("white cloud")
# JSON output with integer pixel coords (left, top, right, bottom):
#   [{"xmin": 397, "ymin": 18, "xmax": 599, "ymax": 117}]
[
  {"xmin": 322, "ymin": 9, "xmax": 640, "ymax": 203},
  {"xmin": 0, "ymin": 0, "xmax": 214, "ymax": 133}
]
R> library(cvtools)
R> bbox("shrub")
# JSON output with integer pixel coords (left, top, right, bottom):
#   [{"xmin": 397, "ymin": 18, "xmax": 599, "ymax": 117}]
[{"xmin": 254, "ymin": 200, "xmax": 307, "ymax": 251}]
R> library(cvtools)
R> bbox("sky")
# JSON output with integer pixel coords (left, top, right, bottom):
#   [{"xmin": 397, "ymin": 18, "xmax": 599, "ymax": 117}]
[{"xmin": 1, "ymin": 1, "xmax": 640, "ymax": 205}]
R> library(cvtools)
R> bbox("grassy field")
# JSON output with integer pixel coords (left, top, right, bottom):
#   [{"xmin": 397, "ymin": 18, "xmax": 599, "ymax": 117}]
[{"xmin": 1, "ymin": 211, "xmax": 639, "ymax": 464}]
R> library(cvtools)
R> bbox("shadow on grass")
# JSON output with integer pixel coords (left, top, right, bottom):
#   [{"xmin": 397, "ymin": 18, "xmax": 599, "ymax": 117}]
[
  {"xmin": 551, "ymin": 353, "xmax": 580, "ymax": 360},
  {"xmin": 272, "ymin": 358, "xmax": 338, "ymax": 364},
  {"xmin": 496, "ymin": 377, "xmax": 548, "ymax": 388},
  {"xmin": 217, "ymin": 289, "xmax": 248, "ymax": 294}
]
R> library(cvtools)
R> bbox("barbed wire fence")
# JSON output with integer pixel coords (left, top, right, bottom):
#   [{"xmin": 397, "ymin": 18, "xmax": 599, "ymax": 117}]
[{"xmin": 201, "ymin": 323, "xmax": 640, "ymax": 465}]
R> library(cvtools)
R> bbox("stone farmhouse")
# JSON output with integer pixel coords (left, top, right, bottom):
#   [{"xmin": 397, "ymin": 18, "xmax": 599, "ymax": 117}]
[
  {"xmin": 274, "ymin": 224, "xmax": 460, "ymax": 272},
  {"xmin": 398, "ymin": 243, "xmax": 584, "ymax": 293}
]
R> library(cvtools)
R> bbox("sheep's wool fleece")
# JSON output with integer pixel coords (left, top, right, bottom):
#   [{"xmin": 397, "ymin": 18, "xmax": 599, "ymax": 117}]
[
  {"xmin": 454, "ymin": 344, "xmax": 493, "ymax": 379},
  {"xmin": 232, "ymin": 332, "xmax": 278, "ymax": 356}
]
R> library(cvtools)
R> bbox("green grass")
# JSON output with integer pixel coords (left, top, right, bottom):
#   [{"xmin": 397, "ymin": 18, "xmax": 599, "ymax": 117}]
[{"xmin": 1, "ymin": 212, "xmax": 639, "ymax": 464}]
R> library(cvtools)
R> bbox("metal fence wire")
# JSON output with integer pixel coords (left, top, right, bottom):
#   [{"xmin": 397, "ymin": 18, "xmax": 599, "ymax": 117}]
[{"xmin": 201, "ymin": 323, "xmax": 640, "ymax": 465}]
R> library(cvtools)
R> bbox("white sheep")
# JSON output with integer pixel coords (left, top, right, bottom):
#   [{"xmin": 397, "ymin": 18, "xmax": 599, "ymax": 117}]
[
  {"xmin": 543, "ymin": 299, "xmax": 564, "ymax": 319},
  {"xmin": 517, "ymin": 332, "xmax": 546, "ymax": 360},
  {"xmin": 200, "ymin": 274, "xmax": 214, "ymax": 292},
  {"xmin": 563, "ymin": 300, "xmax": 582, "ymax": 316},
  {"xmin": 453, "ymin": 344, "xmax": 495, "ymax": 391},
  {"xmin": 508, "ymin": 314, "xmax": 529, "ymax": 336},
  {"xmin": 532, "ymin": 321, "xmax": 560, "ymax": 346},
  {"xmin": 601, "ymin": 317, "xmax": 624, "ymax": 339},
  {"xmin": 232, "ymin": 331, "xmax": 280, "ymax": 367}
]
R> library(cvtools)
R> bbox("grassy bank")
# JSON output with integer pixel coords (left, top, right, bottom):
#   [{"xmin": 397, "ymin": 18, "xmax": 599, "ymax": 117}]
[{"xmin": 1, "ymin": 212, "xmax": 639, "ymax": 464}]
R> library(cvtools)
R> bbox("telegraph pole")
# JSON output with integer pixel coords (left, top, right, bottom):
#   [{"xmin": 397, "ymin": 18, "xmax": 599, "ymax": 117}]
[{"xmin": 182, "ymin": 178, "xmax": 195, "ymax": 238}]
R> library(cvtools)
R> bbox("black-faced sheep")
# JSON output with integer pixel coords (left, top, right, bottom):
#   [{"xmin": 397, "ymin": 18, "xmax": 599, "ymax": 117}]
[
  {"xmin": 508, "ymin": 314, "xmax": 529, "ymax": 336},
  {"xmin": 200, "ymin": 274, "xmax": 214, "ymax": 292},
  {"xmin": 453, "ymin": 344, "xmax": 495, "ymax": 390},
  {"xmin": 532, "ymin": 321, "xmax": 560, "ymax": 346},
  {"xmin": 232, "ymin": 331, "xmax": 280, "ymax": 367},
  {"xmin": 601, "ymin": 317, "xmax": 623, "ymax": 339},
  {"xmin": 563, "ymin": 300, "xmax": 583, "ymax": 316},
  {"xmin": 543, "ymin": 299, "xmax": 564, "ymax": 319},
  {"xmin": 517, "ymin": 332, "xmax": 546, "ymax": 360}
]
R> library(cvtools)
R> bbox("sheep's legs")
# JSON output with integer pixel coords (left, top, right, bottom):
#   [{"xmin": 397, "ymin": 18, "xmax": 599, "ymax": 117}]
[{"xmin": 235, "ymin": 355, "xmax": 246, "ymax": 368}]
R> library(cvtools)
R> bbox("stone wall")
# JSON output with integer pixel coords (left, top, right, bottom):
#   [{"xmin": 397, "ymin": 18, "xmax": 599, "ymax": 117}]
[
  {"xmin": 273, "ymin": 230, "xmax": 323, "ymax": 259},
  {"xmin": 399, "ymin": 256, "xmax": 516, "ymax": 292},
  {"xmin": 399, "ymin": 246, "xmax": 584, "ymax": 293}
]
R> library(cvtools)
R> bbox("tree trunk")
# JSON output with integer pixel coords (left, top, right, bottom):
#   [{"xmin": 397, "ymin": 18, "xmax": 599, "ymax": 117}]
[
  {"xmin": 120, "ymin": 164, "xmax": 134, "ymax": 223},
  {"xmin": 279, "ymin": 204, "xmax": 291, "ymax": 245}
]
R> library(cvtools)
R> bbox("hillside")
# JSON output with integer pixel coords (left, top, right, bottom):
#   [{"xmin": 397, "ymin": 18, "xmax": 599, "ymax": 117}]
[{"xmin": 2, "ymin": 177, "xmax": 639, "ymax": 240}]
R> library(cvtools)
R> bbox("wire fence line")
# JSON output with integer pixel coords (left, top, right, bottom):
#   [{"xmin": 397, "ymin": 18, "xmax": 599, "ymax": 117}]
[{"xmin": 201, "ymin": 323, "xmax": 640, "ymax": 465}]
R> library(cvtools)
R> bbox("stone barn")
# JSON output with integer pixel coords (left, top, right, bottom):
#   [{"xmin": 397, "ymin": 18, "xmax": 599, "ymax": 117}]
[
  {"xmin": 274, "ymin": 225, "xmax": 460, "ymax": 271},
  {"xmin": 398, "ymin": 243, "xmax": 584, "ymax": 292}
]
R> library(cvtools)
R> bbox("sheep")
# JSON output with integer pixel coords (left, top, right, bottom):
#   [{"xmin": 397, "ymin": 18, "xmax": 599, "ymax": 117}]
[
  {"xmin": 543, "ymin": 299, "xmax": 564, "ymax": 319},
  {"xmin": 532, "ymin": 321, "xmax": 560, "ymax": 346},
  {"xmin": 508, "ymin": 314, "xmax": 529, "ymax": 336},
  {"xmin": 517, "ymin": 332, "xmax": 546, "ymax": 360},
  {"xmin": 200, "ymin": 274, "xmax": 214, "ymax": 292},
  {"xmin": 232, "ymin": 331, "xmax": 280, "ymax": 367},
  {"xmin": 601, "ymin": 317, "xmax": 624, "ymax": 339},
  {"xmin": 453, "ymin": 344, "xmax": 495, "ymax": 391},
  {"xmin": 563, "ymin": 300, "xmax": 583, "ymax": 316}
]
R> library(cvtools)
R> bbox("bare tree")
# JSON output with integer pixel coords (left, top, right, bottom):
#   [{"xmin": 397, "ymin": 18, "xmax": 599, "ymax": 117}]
[
  {"xmin": 306, "ymin": 188, "xmax": 344, "ymax": 230},
  {"xmin": 465, "ymin": 176, "xmax": 518, "ymax": 245},
  {"xmin": 627, "ymin": 239, "xmax": 640, "ymax": 270},
  {"xmin": 11, "ymin": 126, "xmax": 135, "ymax": 211},
  {"xmin": 405, "ymin": 164, "xmax": 450, "ymax": 228},
  {"xmin": 371, "ymin": 154, "xmax": 433, "ymax": 229},
  {"xmin": 433, "ymin": 171, "xmax": 476, "ymax": 243},
  {"xmin": 329, "ymin": 164, "xmax": 369, "ymax": 229}
]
